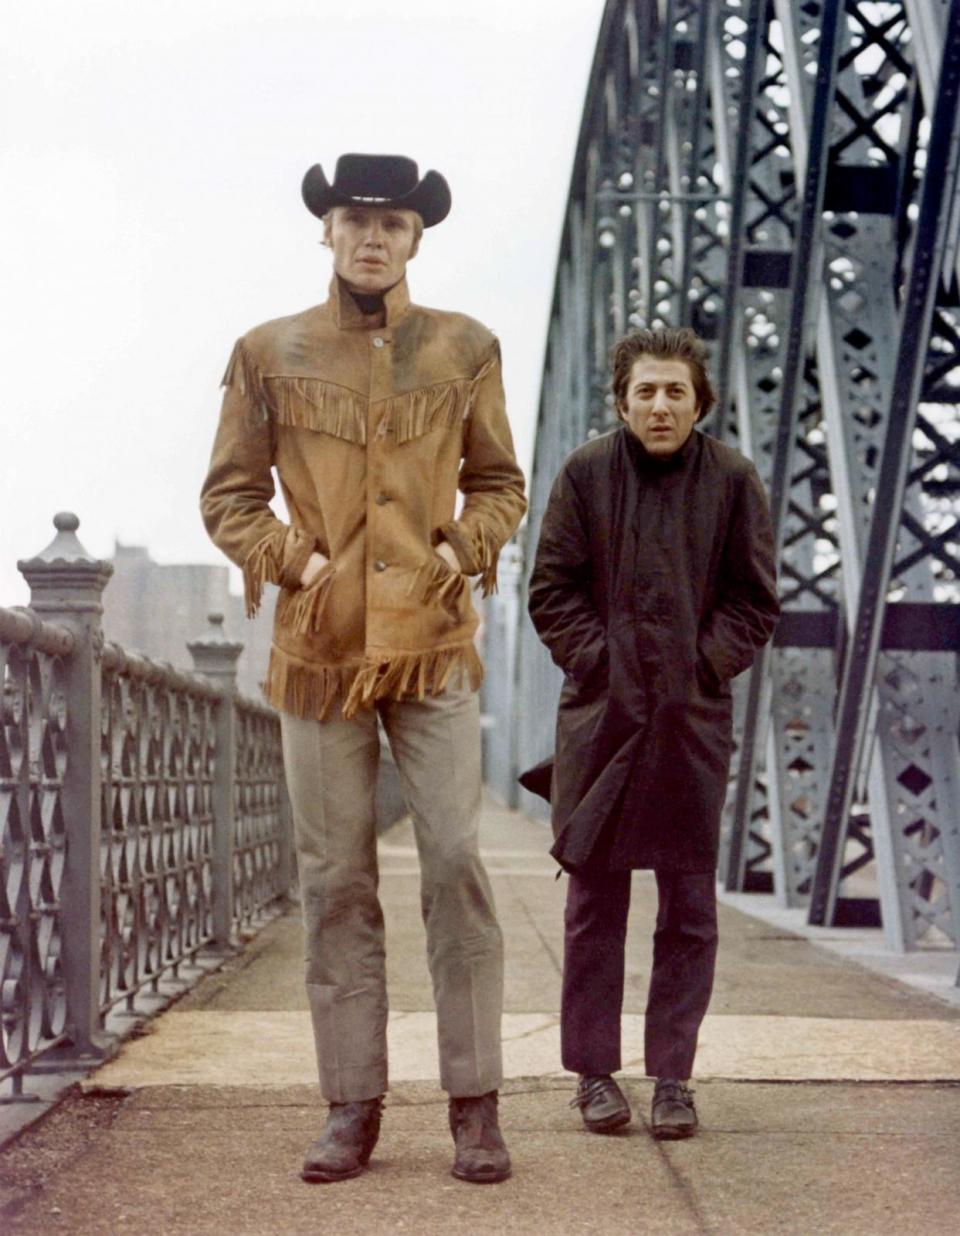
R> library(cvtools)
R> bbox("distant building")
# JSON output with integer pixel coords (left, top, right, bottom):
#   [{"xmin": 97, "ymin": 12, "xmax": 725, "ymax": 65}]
[{"xmin": 102, "ymin": 542, "xmax": 275, "ymax": 700}]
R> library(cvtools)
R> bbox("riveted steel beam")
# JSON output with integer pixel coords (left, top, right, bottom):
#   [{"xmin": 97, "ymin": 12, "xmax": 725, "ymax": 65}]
[
  {"xmin": 711, "ymin": 0, "xmax": 767, "ymax": 446},
  {"xmin": 725, "ymin": 0, "xmax": 846, "ymax": 893},
  {"xmin": 811, "ymin": 0, "xmax": 960, "ymax": 929}
]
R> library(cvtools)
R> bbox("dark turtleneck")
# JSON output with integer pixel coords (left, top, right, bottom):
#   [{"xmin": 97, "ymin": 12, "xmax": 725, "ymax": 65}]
[
  {"xmin": 621, "ymin": 423, "xmax": 698, "ymax": 472},
  {"xmin": 348, "ymin": 288, "xmax": 386, "ymax": 317}
]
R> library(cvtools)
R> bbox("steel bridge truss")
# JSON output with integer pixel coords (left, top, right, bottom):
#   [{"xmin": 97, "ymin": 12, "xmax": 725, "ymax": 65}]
[{"xmin": 505, "ymin": 0, "xmax": 960, "ymax": 952}]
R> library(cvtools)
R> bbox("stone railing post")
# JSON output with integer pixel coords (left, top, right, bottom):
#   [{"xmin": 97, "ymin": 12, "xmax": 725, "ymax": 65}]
[
  {"xmin": 18, "ymin": 512, "xmax": 114, "ymax": 1064},
  {"xmin": 187, "ymin": 613, "xmax": 243, "ymax": 952}
]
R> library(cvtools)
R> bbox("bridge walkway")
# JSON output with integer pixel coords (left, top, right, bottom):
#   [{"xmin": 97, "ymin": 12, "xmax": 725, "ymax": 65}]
[{"xmin": 2, "ymin": 796, "xmax": 959, "ymax": 1234}]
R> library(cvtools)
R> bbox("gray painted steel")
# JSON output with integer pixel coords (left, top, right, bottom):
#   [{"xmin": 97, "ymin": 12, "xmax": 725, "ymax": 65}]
[{"xmin": 482, "ymin": 0, "xmax": 960, "ymax": 958}]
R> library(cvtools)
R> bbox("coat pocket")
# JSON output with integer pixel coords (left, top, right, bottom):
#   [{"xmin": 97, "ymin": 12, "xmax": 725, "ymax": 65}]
[{"xmin": 695, "ymin": 652, "xmax": 731, "ymax": 698}]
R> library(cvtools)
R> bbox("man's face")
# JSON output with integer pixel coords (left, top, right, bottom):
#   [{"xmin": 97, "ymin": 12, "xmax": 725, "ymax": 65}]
[
  {"xmin": 619, "ymin": 356, "xmax": 700, "ymax": 456},
  {"xmin": 327, "ymin": 205, "xmax": 420, "ymax": 293}
]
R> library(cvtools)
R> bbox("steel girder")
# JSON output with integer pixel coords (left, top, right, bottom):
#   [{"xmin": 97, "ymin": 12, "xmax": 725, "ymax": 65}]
[
  {"xmin": 489, "ymin": 0, "xmax": 960, "ymax": 953},
  {"xmin": 743, "ymin": 0, "xmax": 960, "ymax": 948}
]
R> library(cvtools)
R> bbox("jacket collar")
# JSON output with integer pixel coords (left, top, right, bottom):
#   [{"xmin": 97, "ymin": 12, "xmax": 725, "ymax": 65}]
[{"xmin": 329, "ymin": 274, "xmax": 411, "ymax": 329}]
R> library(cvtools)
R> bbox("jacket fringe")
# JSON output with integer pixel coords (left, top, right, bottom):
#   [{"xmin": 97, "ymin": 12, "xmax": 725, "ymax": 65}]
[
  {"xmin": 243, "ymin": 527, "xmax": 288, "ymax": 617},
  {"xmin": 439, "ymin": 519, "xmax": 502, "ymax": 598},
  {"xmin": 222, "ymin": 339, "xmax": 269, "ymax": 425},
  {"xmin": 473, "ymin": 522, "xmax": 500, "ymax": 598},
  {"xmin": 383, "ymin": 347, "xmax": 498, "ymax": 443},
  {"xmin": 275, "ymin": 566, "xmax": 336, "ymax": 634},
  {"xmin": 409, "ymin": 556, "xmax": 471, "ymax": 619},
  {"xmin": 341, "ymin": 642, "xmax": 483, "ymax": 718},
  {"xmin": 467, "ymin": 348, "xmax": 499, "ymax": 414},
  {"xmin": 264, "ymin": 642, "xmax": 484, "ymax": 721},
  {"xmin": 267, "ymin": 378, "xmax": 368, "ymax": 444},
  {"xmin": 378, "ymin": 380, "xmax": 473, "ymax": 445},
  {"xmin": 263, "ymin": 655, "xmax": 357, "ymax": 723},
  {"xmin": 260, "ymin": 360, "xmax": 495, "ymax": 447}
]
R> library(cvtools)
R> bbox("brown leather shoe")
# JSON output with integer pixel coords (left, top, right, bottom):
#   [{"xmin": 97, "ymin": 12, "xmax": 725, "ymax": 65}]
[
  {"xmin": 570, "ymin": 1074, "xmax": 631, "ymax": 1133},
  {"xmin": 301, "ymin": 1097, "xmax": 384, "ymax": 1182},
  {"xmin": 651, "ymin": 1079, "xmax": 697, "ymax": 1139},
  {"xmin": 448, "ymin": 1091, "xmax": 512, "ymax": 1183}
]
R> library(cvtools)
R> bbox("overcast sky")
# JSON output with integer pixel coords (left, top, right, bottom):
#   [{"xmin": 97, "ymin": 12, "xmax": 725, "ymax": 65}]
[{"xmin": 1, "ymin": 0, "xmax": 601, "ymax": 606}]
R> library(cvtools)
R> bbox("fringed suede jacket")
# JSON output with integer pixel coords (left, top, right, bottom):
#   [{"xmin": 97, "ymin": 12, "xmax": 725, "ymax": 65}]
[{"xmin": 200, "ymin": 276, "xmax": 527, "ymax": 721}]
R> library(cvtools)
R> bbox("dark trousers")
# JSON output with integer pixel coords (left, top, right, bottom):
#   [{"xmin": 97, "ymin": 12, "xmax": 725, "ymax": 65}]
[{"xmin": 560, "ymin": 868, "xmax": 718, "ymax": 1080}]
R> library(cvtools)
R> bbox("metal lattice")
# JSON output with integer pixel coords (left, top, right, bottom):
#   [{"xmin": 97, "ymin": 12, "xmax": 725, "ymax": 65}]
[
  {"xmin": 0, "ymin": 618, "xmax": 72, "ymax": 1090},
  {"xmin": 484, "ymin": 0, "xmax": 960, "ymax": 953},
  {"xmin": 234, "ymin": 701, "xmax": 289, "ymax": 929},
  {"xmin": 99, "ymin": 662, "xmax": 217, "ymax": 1012}
]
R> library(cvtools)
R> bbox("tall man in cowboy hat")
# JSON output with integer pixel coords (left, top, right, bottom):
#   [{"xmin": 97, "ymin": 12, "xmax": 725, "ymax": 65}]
[
  {"xmin": 527, "ymin": 327, "xmax": 779, "ymax": 1140},
  {"xmin": 201, "ymin": 154, "xmax": 526, "ymax": 1184}
]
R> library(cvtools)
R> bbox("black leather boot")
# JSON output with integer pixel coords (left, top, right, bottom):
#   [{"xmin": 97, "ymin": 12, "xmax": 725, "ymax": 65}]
[
  {"xmin": 301, "ymin": 1097, "xmax": 384, "ymax": 1182},
  {"xmin": 448, "ymin": 1091, "xmax": 512, "ymax": 1183}
]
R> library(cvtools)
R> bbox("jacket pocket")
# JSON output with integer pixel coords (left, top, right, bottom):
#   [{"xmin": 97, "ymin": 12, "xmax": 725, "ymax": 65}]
[
  {"xmin": 276, "ymin": 560, "xmax": 337, "ymax": 634},
  {"xmin": 412, "ymin": 552, "xmax": 471, "ymax": 622}
]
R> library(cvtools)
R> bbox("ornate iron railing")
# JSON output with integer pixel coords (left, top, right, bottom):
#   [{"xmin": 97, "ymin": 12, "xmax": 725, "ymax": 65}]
[
  {"xmin": 0, "ymin": 606, "xmax": 75, "ymax": 1097},
  {"xmin": 233, "ymin": 698, "xmax": 291, "ymax": 929},
  {"xmin": 98, "ymin": 647, "xmax": 219, "ymax": 1015},
  {"xmin": 1, "ymin": 513, "xmax": 292, "ymax": 1099}
]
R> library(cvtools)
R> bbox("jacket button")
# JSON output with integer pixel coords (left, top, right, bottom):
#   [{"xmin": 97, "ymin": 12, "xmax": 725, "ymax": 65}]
[
  {"xmin": 375, "ymin": 493, "xmax": 389, "ymax": 505},
  {"xmin": 374, "ymin": 559, "xmax": 387, "ymax": 572},
  {"xmin": 372, "ymin": 336, "xmax": 385, "ymax": 348}
]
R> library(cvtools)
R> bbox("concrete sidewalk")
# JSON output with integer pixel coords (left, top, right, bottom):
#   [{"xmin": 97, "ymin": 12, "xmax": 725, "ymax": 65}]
[{"xmin": 2, "ymin": 797, "xmax": 959, "ymax": 1234}]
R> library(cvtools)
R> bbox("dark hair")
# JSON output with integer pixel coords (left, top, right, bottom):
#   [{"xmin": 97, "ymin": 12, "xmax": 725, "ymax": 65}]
[{"xmin": 611, "ymin": 327, "xmax": 717, "ymax": 421}]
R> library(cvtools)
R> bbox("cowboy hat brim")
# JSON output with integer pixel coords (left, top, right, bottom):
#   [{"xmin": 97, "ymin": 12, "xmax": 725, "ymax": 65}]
[{"xmin": 302, "ymin": 163, "xmax": 451, "ymax": 228}]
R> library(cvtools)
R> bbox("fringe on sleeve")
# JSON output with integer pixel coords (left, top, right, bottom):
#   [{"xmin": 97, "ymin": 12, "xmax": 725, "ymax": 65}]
[
  {"xmin": 222, "ymin": 338, "xmax": 270, "ymax": 427},
  {"xmin": 437, "ymin": 520, "xmax": 501, "ymax": 598},
  {"xmin": 242, "ymin": 527, "xmax": 288, "ymax": 618}
]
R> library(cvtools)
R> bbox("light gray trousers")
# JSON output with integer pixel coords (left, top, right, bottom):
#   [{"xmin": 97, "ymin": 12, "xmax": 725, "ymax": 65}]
[{"xmin": 280, "ymin": 686, "xmax": 504, "ymax": 1103}]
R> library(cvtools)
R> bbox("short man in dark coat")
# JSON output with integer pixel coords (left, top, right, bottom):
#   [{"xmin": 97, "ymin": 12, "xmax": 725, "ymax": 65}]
[{"xmin": 526, "ymin": 327, "xmax": 780, "ymax": 1138}]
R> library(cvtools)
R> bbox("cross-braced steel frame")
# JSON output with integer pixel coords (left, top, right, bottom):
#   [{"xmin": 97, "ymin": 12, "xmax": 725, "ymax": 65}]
[{"xmin": 487, "ymin": 0, "xmax": 960, "ymax": 955}]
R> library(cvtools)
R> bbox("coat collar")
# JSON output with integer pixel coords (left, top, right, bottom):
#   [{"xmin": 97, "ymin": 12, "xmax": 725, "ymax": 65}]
[{"xmin": 329, "ymin": 274, "xmax": 412, "ymax": 329}]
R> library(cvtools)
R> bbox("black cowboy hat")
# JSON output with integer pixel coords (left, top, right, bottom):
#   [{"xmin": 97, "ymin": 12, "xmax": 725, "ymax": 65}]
[{"xmin": 302, "ymin": 153, "xmax": 451, "ymax": 227}]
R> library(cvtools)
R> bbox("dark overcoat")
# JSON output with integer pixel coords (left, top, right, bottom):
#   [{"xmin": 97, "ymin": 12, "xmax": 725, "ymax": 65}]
[{"xmin": 526, "ymin": 425, "xmax": 780, "ymax": 873}]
